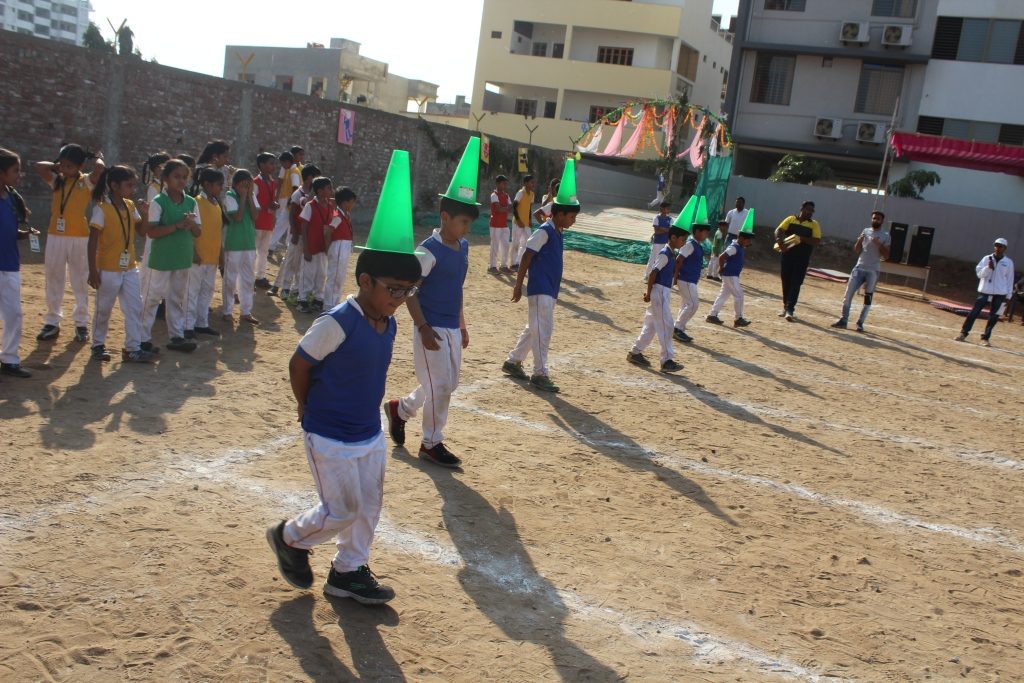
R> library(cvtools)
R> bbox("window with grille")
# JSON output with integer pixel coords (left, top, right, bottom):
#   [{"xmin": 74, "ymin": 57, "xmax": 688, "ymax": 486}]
[
  {"xmin": 916, "ymin": 116, "xmax": 944, "ymax": 136},
  {"xmin": 589, "ymin": 106, "xmax": 614, "ymax": 123},
  {"xmin": 855, "ymin": 63, "xmax": 904, "ymax": 115},
  {"xmin": 532, "ymin": 42, "xmax": 547, "ymax": 57},
  {"xmin": 553, "ymin": 43, "xmax": 564, "ymax": 58},
  {"xmin": 750, "ymin": 53, "xmax": 795, "ymax": 105},
  {"xmin": 1000, "ymin": 124, "xmax": 1024, "ymax": 146},
  {"xmin": 932, "ymin": 16, "xmax": 1024, "ymax": 64},
  {"xmin": 597, "ymin": 46, "xmax": 634, "ymax": 66},
  {"xmin": 871, "ymin": 0, "xmax": 916, "ymax": 17},
  {"xmin": 917, "ymin": 116, "xmax": 1024, "ymax": 145},
  {"xmin": 514, "ymin": 99, "xmax": 538, "ymax": 117},
  {"xmin": 764, "ymin": 0, "xmax": 805, "ymax": 10}
]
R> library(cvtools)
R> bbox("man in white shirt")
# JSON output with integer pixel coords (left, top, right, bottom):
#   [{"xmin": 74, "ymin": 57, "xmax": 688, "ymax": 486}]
[
  {"xmin": 723, "ymin": 196, "xmax": 748, "ymax": 239},
  {"xmin": 956, "ymin": 238, "xmax": 1015, "ymax": 346}
]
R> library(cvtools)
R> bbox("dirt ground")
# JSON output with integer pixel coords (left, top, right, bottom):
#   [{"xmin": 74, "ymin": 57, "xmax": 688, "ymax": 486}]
[{"xmin": 1, "ymin": 227, "xmax": 1023, "ymax": 682}]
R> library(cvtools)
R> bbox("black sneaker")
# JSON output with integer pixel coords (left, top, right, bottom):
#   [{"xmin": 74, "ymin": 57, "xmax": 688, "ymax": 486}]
[
  {"xmin": 385, "ymin": 399, "xmax": 405, "ymax": 446},
  {"xmin": 194, "ymin": 326, "xmax": 221, "ymax": 337},
  {"xmin": 627, "ymin": 352, "xmax": 651, "ymax": 367},
  {"xmin": 831, "ymin": 320, "xmax": 847, "ymax": 329},
  {"xmin": 298, "ymin": 301, "xmax": 311, "ymax": 314},
  {"xmin": 855, "ymin": 323, "xmax": 865, "ymax": 333},
  {"xmin": 36, "ymin": 324, "xmax": 59, "ymax": 341},
  {"xmin": 324, "ymin": 565, "xmax": 395, "ymax": 604},
  {"xmin": 0, "ymin": 362, "xmax": 31, "ymax": 378},
  {"xmin": 183, "ymin": 329, "xmax": 197, "ymax": 340},
  {"xmin": 74, "ymin": 326, "xmax": 89, "ymax": 342},
  {"xmin": 166, "ymin": 337, "xmax": 197, "ymax": 352},
  {"xmin": 312, "ymin": 299, "xmax": 324, "ymax": 313},
  {"xmin": 672, "ymin": 328, "xmax": 692, "ymax": 343},
  {"xmin": 734, "ymin": 318, "xmax": 752, "ymax": 327},
  {"xmin": 660, "ymin": 359, "xmax": 683, "ymax": 373},
  {"xmin": 140, "ymin": 341, "xmax": 161, "ymax": 354},
  {"xmin": 265, "ymin": 521, "xmax": 313, "ymax": 589},
  {"xmin": 255, "ymin": 277, "xmax": 271, "ymax": 289},
  {"xmin": 705, "ymin": 315, "xmax": 724, "ymax": 325},
  {"xmin": 91, "ymin": 344, "xmax": 111, "ymax": 361},
  {"xmin": 419, "ymin": 442, "xmax": 462, "ymax": 469},
  {"xmin": 501, "ymin": 360, "xmax": 528, "ymax": 379}
]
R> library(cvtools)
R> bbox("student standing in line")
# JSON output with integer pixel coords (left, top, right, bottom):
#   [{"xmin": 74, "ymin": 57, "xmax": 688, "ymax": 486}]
[{"xmin": 0, "ymin": 147, "xmax": 33, "ymax": 378}]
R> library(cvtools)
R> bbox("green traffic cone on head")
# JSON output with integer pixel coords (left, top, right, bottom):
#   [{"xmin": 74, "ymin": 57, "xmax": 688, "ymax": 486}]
[
  {"xmin": 740, "ymin": 208, "xmax": 755, "ymax": 235},
  {"xmin": 673, "ymin": 195, "xmax": 698, "ymax": 231},
  {"xmin": 691, "ymin": 196, "xmax": 710, "ymax": 229},
  {"xmin": 553, "ymin": 158, "xmax": 580, "ymax": 207},
  {"xmin": 364, "ymin": 149, "xmax": 420, "ymax": 255},
  {"xmin": 439, "ymin": 136, "xmax": 481, "ymax": 206}
]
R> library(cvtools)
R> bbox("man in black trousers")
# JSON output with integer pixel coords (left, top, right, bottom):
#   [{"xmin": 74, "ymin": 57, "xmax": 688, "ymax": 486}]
[{"xmin": 775, "ymin": 201, "xmax": 822, "ymax": 321}]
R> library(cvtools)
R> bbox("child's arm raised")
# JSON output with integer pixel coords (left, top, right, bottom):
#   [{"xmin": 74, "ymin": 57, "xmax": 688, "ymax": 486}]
[
  {"xmin": 88, "ymin": 154, "xmax": 106, "ymax": 187},
  {"xmin": 33, "ymin": 161, "xmax": 56, "ymax": 186}
]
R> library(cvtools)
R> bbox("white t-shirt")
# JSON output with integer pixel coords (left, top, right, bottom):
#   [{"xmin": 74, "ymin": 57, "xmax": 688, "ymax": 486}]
[
  {"xmin": 651, "ymin": 253, "xmax": 670, "ymax": 273},
  {"xmin": 298, "ymin": 297, "xmax": 363, "ymax": 360},
  {"xmin": 679, "ymin": 241, "xmax": 696, "ymax": 257},
  {"xmin": 416, "ymin": 230, "xmax": 443, "ymax": 278},
  {"xmin": 89, "ymin": 203, "xmax": 142, "ymax": 227},
  {"xmin": 724, "ymin": 208, "xmax": 748, "ymax": 234},
  {"xmin": 224, "ymin": 193, "xmax": 260, "ymax": 213},
  {"xmin": 525, "ymin": 227, "xmax": 549, "ymax": 252},
  {"xmin": 290, "ymin": 188, "xmax": 307, "ymax": 208},
  {"xmin": 723, "ymin": 244, "xmax": 738, "ymax": 258}
]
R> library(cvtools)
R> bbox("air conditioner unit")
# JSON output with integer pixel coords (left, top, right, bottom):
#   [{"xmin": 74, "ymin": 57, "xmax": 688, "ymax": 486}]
[
  {"xmin": 814, "ymin": 117, "xmax": 843, "ymax": 139},
  {"xmin": 840, "ymin": 21, "xmax": 869, "ymax": 44},
  {"xmin": 856, "ymin": 121, "xmax": 887, "ymax": 144},
  {"xmin": 882, "ymin": 24, "xmax": 913, "ymax": 46}
]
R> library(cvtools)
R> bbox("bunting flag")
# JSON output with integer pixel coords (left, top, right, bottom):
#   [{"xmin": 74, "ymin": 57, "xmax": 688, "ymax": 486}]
[
  {"xmin": 598, "ymin": 115, "xmax": 627, "ymax": 157},
  {"xmin": 576, "ymin": 124, "xmax": 604, "ymax": 154}
]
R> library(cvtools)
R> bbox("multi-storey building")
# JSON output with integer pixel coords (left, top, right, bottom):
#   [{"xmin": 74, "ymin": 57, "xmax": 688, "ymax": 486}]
[
  {"xmin": 0, "ymin": 0, "xmax": 90, "ymax": 45},
  {"xmin": 725, "ymin": 0, "xmax": 1024, "ymax": 212},
  {"xmin": 470, "ymin": 0, "xmax": 735, "ymax": 153},
  {"xmin": 223, "ymin": 38, "xmax": 439, "ymax": 115}
]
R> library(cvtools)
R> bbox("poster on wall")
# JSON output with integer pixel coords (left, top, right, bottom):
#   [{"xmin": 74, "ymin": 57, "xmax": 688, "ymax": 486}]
[
  {"xmin": 338, "ymin": 108, "xmax": 355, "ymax": 145},
  {"xmin": 480, "ymin": 134, "xmax": 491, "ymax": 165},
  {"xmin": 517, "ymin": 147, "xmax": 529, "ymax": 173}
]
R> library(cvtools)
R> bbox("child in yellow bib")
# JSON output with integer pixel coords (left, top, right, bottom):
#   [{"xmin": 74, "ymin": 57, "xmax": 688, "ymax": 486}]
[{"xmin": 187, "ymin": 168, "xmax": 226, "ymax": 338}]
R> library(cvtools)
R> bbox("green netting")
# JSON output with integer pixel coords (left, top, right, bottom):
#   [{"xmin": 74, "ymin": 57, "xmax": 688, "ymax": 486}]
[
  {"xmin": 418, "ymin": 212, "xmax": 653, "ymax": 265},
  {"xmin": 694, "ymin": 156, "xmax": 733, "ymax": 226}
]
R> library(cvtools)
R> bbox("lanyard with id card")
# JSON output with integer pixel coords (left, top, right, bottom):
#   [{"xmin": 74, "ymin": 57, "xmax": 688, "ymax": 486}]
[
  {"xmin": 55, "ymin": 179, "xmax": 76, "ymax": 233},
  {"xmin": 114, "ymin": 201, "xmax": 132, "ymax": 270},
  {"xmin": 29, "ymin": 231, "xmax": 41, "ymax": 253}
]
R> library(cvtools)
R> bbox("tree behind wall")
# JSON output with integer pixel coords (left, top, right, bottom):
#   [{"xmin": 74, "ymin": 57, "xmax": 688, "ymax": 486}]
[
  {"xmin": 768, "ymin": 154, "xmax": 835, "ymax": 185},
  {"xmin": 83, "ymin": 22, "xmax": 112, "ymax": 52},
  {"xmin": 887, "ymin": 170, "xmax": 941, "ymax": 199}
]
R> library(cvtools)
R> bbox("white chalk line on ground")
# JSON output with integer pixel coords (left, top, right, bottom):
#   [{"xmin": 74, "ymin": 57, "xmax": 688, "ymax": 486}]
[
  {"xmin": 451, "ymin": 396, "xmax": 1024, "ymax": 556},
  {"xmin": 0, "ymin": 434, "xmax": 833, "ymax": 681}
]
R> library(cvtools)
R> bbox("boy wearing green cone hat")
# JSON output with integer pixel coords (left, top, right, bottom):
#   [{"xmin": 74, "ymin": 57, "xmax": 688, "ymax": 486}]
[
  {"xmin": 502, "ymin": 159, "xmax": 580, "ymax": 393},
  {"xmin": 267, "ymin": 150, "xmax": 422, "ymax": 605},
  {"xmin": 386, "ymin": 137, "xmax": 481, "ymax": 469},
  {"xmin": 706, "ymin": 219, "xmax": 754, "ymax": 327},
  {"xmin": 671, "ymin": 196, "xmax": 710, "ymax": 344}
]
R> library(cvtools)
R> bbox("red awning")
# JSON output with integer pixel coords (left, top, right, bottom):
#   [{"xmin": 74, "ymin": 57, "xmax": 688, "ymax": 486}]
[{"xmin": 890, "ymin": 131, "xmax": 1024, "ymax": 176}]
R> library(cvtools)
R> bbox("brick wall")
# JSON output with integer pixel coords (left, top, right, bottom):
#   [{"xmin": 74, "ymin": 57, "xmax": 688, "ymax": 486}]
[{"xmin": 0, "ymin": 31, "xmax": 566, "ymax": 229}]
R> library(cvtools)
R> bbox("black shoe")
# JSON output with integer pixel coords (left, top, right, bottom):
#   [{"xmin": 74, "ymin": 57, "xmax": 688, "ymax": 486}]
[
  {"xmin": 298, "ymin": 302, "xmax": 311, "ymax": 314},
  {"xmin": 627, "ymin": 352, "xmax": 651, "ymax": 367},
  {"xmin": 140, "ymin": 341, "xmax": 161, "ymax": 354},
  {"xmin": 672, "ymin": 328, "xmax": 692, "ymax": 343},
  {"xmin": 74, "ymin": 326, "xmax": 89, "ymax": 342},
  {"xmin": 324, "ymin": 565, "xmax": 395, "ymax": 604},
  {"xmin": 91, "ymin": 344, "xmax": 111, "ymax": 362},
  {"xmin": 734, "ymin": 318, "xmax": 752, "ymax": 328},
  {"xmin": 831, "ymin": 320, "xmax": 847, "ymax": 329},
  {"xmin": 660, "ymin": 359, "xmax": 683, "ymax": 373},
  {"xmin": 385, "ymin": 399, "xmax": 405, "ymax": 446},
  {"xmin": 312, "ymin": 299, "xmax": 324, "ymax": 313},
  {"xmin": 265, "ymin": 521, "xmax": 313, "ymax": 589},
  {"xmin": 194, "ymin": 326, "xmax": 221, "ymax": 337},
  {"xmin": 0, "ymin": 362, "xmax": 31, "ymax": 378},
  {"xmin": 419, "ymin": 442, "xmax": 462, "ymax": 469},
  {"xmin": 255, "ymin": 277, "xmax": 271, "ymax": 289},
  {"xmin": 855, "ymin": 323, "xmax": 865, "ymax": 333},
  {"xmin": 36, "ymin": 324, "xmax": 60, "ymax": 341},
  {"xmin": 166, "ymin": 337, "xmax": 197, "ymax": 352},
  {"xmin": 705, "ymin": 315, "xmax": 724, "ymax": 325},
  {"xmin": 183, "ymin": 329, "xmax": 197, "ymax": 340}
]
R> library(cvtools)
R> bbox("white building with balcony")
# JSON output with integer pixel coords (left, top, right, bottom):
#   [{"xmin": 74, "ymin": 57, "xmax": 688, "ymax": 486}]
[
  {"xmin": 724, "ymin": 0, "xmax": 1024, "ymax": 212},
  {"xmin": 0, "ymin": 0, "xmax": 90, "ymax": 45},
  {"xmin": 470, "ymin": 0, "xmax": 735, "ymax": 154}
]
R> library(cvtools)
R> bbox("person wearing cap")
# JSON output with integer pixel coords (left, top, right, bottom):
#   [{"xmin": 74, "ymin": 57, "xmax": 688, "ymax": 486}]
[
  {"xmin": 831, "ymin": 210, "xmax": 891, "ymax": 332},
  {"xmin": 386, "ymin": 138, "xmax": 481, "ymax": 469},
  {"xmin": 502, "ymin": 160, "xmax": 581, "ymax": 393},
  {"xmin": 956, "ymin": 238, "xmax": 1015, "ymax": 347},
  {"xmin": 775, "ymin": 200, "xmax": 821, "ymax": 321},
  {"xmin": 266, "ymin": 150, "xmax": 422, "ymax": 605},
  {"xmin": 488, "ymin": 174, "xmax": 512, "ymax": 273},
  {"xmin": 706, "ymin": 220, "xmax": 755, "ymax": 327},
  {"xmin": 671, "ymin": 222, "xmax": 711, "ymax": 343}
]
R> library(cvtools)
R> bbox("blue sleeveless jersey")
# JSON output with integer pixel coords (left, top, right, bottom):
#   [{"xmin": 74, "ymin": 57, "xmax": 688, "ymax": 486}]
[
  {"xmin": 654, "ymin": 245, "xmax": 675, "ymax": 288},
  {"xmin": 526, "ymin": 222, "xmax": 564, "ymax": 298},
  {"xmin": 678, "ymin": 237, "xmax": 704, "ymax": 284},
  {"xmin": 721, "ymin": 241, "xmax": 745, "ymax": 277},
  {"xmin": 652, "ymin": 214, "xmax": 672, "ymax": 244},
  {"xmin": 417, "ymin": 234, "xmax": 469, "ymax": 329}
]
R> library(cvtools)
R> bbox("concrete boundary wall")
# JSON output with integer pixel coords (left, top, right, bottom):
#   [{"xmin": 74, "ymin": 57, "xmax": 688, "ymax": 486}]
[{"xmin": 728, "ymin": 176, "xmax": 1024, "ymax": 261}]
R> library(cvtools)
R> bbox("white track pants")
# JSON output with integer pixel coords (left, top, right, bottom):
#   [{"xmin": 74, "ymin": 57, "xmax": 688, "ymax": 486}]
[
  {"xmin": 223, "ymin": 250, "xmax": 256, "ymax": 316},
  {"xmin": 142, "ymin": 268, "xmax": 188, "ymax": 340},
  {"xmin": 644, "ymin": 243, "xmax": 664, "ymax": 277},
  {"xmin": 274, "ymin": 237, "xmax": 303, "ymax": 290},
  {"xmin": 271, "ymin": 206, "xmax": 291, "ymax": 246},
  {"xmin": 300, "ymin": 252, "xmax": 326, "ymax": 301},
  {"xmin": 709, "ymin": 276, "xmax": 744, "ymax": 319},
  {"xmin": 255, "ymin": 229, "xmax": 273, "ymax": 279},
  {"xmin": 43, "ymin": 234, "xmax": 89, "ymax": 327},
  {"xmin": 323, "ymin": 240, "xmax": 353, "ymax": 309},
  {"xmin": 186, "ymin": 263, "xmax": 217, "ymax": 329},
  {"xmin": 489, "ymin": 227, "xmax": 510, "ymax": 269},
  {"xmin": 0, "ymin": 271, "xmax": 23, "ymax": 364},
  {"xmin": 398, "ymin": 327, "xmax": 462, "ymax": 449},
  {"xmin": 674, "ymin": 281, "xmax": 700, "ymax": 332},
  {"xmin": 92, "ymin": 268, "xmax": 144, "ymax": 352},
  {"xmin": 707, "ymin": 253, "xmax": 720, "ymax": 278},
  {"xmin": 507, "ymin": 294, "xmax": 555, "ymax": 377},
  {"xmin": 631, "ymin": 284, "xmax": 673, "ymax": 363},
  {"xmin": 510, "ymin": 226, "xmax": 530, "ymax": 266},
  {"xmin": 284, "ymin": 431, "xmax": 386, "ymax": 573}
]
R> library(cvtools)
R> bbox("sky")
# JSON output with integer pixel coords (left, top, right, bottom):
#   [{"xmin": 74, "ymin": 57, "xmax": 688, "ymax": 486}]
[{"xmin": 87, "ymin": 0, "xmax": 740, "ymax": 105}]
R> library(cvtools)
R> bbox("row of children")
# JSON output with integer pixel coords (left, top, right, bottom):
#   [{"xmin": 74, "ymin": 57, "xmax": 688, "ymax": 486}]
[
  {"xmin": 269, "ymin": 138, "xmax": 583, "ymax": 604},
  {"xmin": 0, "ymin": 140, "xmax": 357, "ymax": 376}
]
